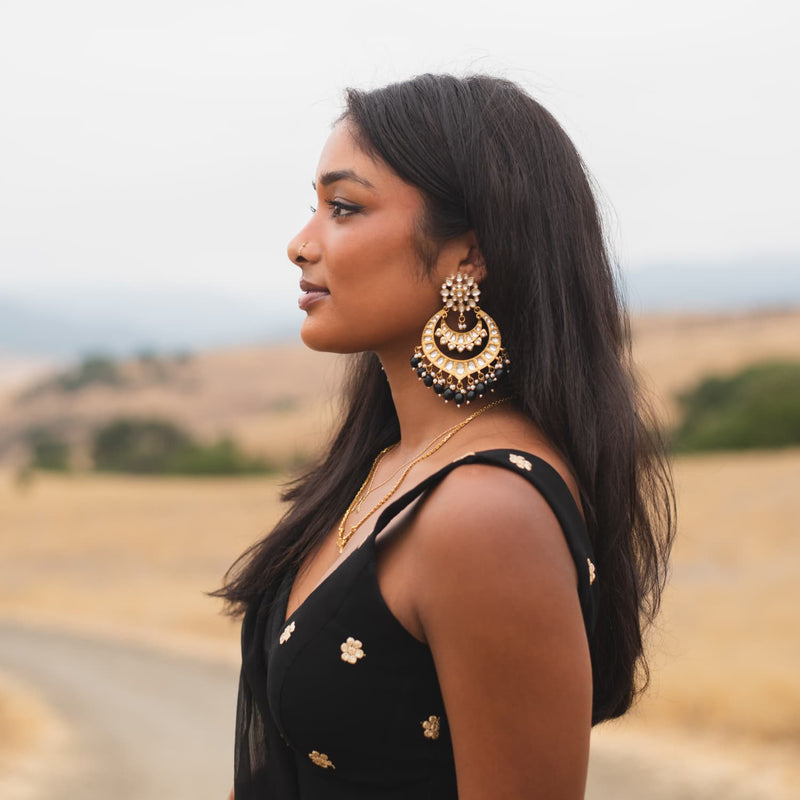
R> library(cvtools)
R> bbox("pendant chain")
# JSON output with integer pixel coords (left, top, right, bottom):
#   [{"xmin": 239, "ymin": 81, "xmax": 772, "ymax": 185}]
[{"xmin": 336, "ymin": 397, "xmax": 510, "ymax": 553}]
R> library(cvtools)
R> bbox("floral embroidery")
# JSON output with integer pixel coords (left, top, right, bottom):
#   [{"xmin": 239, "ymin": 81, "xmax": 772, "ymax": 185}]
[
  {"xmin": 509, "ymin": 453, "xmax": 532, "ymax": 471},
  {"xmin": 340, "ymin": 637, "xmax": 365, "ymax": 664},
  {"xmin": 279, "ymin": 621, "xmax": 295, "ymax": 644},
  {"xmin": 587, "ymin": 558, "xmax": 596, "ymax": 585},
  {"xmin": 308, "ymin": 750, "xmax": 335, "ymax": 769},
  {"xmin": 421, "ymin": 715, "xmax": 441, "ymax": 740}
]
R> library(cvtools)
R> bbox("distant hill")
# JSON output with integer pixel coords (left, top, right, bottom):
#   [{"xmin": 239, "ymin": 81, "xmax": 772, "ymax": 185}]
[
  {"xmin": 1, "ymin": 255, "xmax": 797, "ymax": 364},
  {"xmin": 0, "ymin": 343, "xmax": 343, "ymax": 470},
  {"xmin": 1, "ymin": 306, "xmax": 799, "ymax": 471}
]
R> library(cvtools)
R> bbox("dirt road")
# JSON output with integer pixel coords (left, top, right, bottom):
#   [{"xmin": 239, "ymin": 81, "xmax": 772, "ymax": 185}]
[
  {"xmin": 0, "ymin": 622, "xmax": 775, "ymax": 800},
  {"xmin": 1, "ymin": 622, "xmax": 237, "ymax": 800}
]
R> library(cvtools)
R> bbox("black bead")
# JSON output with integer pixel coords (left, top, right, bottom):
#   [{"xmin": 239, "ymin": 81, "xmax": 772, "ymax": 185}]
[
  {"xmin": 423, "ymin": 374, "xmax": 434, "ymax": 387},
  {"xmin": 494, "ymin": 367, "xmax": 504, "ymax": 380},
  {"xmin": 486, "ymin": 377, "xmax": 495, "ymax": 388},
  {"xmin": 475, "ymin": 381, "xmax": 486, "ymax": 394},
  {"xmin": 466, "ymin": 390, "xmax": 476, "ymax": 402},
  {"xmin": 443, "ymin": 388, "xmax": 455, "ymax": 401},
  {"xmin": 433, "ymin": 383, "xmax": 444, "ymax": 394},
  {"xmin": 416, "ymin": 367, "xmax": 426, "ymax": 378},
  {"xmin": 410, "ymin": 355, "xmax": 421, "ymax": 368},
  {"xmin": 454, "ymin": 392, "xmax": 465, "ymax": 405}
]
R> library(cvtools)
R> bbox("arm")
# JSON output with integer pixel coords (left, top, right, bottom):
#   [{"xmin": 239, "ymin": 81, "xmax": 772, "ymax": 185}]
[{"xmin": 411, "ymin": 465, "xmax": 592, "ymax": 799}]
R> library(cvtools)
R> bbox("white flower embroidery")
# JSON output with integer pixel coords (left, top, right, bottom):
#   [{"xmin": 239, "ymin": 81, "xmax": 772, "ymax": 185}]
[
  {"xmin": 422, "ymin": 715, "xmax": 441, "ymax": 740},
  {"xmin": 509, "ymin": 453, "xmax": 532, "ymax": 471},
  {"xmin": 279, "ymin": 621, "xmax": 295, "ymax": 644},
  {"xmin": 340, "ymin": 637, "xmax": 365, "ymax": 664},
  {"xmin": 308, "ymin": 750, "xmax": 335, "ymax": 769}
]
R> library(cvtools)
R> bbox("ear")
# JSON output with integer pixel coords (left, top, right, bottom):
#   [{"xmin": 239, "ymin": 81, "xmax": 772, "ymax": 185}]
[
  {"xmin": 458, "ymin": 241, "xmax": 488, "ymax": 284},
  {"xmin": 435, "ymin": 231, "xmax": 488, "ymax": 284}
]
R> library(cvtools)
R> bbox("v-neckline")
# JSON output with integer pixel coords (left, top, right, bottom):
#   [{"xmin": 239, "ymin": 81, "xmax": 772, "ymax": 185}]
[
  {"xmin": 280, "ymin": 533, "xmax": 370, "ymax": 627},
  {"xmin": 279, "ymin": 457, "xmax": 456, "ymax": 627}
]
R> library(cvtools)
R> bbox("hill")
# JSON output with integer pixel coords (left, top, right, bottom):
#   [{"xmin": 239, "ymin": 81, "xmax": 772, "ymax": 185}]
[
  {"xmin": 1, "ymin": 307, "xmax": 799, "ymax": 471},
  {"xmin": 0, "ymin": 344, "xmax": 343, "ymax": 470}
]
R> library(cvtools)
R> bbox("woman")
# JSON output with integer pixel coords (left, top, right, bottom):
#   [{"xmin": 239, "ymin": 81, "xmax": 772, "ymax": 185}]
[{"xmin": 218, "ymin": 73, "xmax": 675, "ymax": 799}]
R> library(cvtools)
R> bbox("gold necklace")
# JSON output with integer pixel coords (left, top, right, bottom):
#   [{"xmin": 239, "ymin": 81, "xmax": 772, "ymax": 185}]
[
  {"xmin": 353, "ymin": 414, "xmax": 491, "ymax": 512},
  {"xmin": 336, "ymin": 397, "xmax": 509, "ymax": 552},
  {"xmin": 353, "ymin": 445, "xmax": 397, "ymax": 513}
]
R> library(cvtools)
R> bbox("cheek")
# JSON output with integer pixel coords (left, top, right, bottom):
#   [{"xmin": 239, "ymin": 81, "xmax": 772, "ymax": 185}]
[
  {"xmin": 300, "ymin": 276, "xmax": 439, "ymax": 354},
  {"xmin": 301, "ymin": 218, "xmax": 441, "ymax": 351}
]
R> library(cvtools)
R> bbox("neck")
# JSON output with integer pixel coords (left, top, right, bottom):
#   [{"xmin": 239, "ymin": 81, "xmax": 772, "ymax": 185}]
[{"xmin": 376, "ymin": 339, "xmax": 507, "ymax": 456}]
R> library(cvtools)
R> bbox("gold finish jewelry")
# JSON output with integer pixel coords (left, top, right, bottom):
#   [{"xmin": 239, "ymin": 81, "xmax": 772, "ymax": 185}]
[
  {"xmin": 411, "ymin": 272, "xmax": 510, "ymax": 407},
  {"xmin": 353, "ymin": 443, "xmax": 397, "ymax": 514},
  {"xmin": 441, "ymin": 272, "xmax": 480, "ymax": 330},
  {"xmin": 336, "ymin": 397, "xmax": 509, "ymax": 552},
  {"xmin": 354, "ymin": 412, "xmax": 502, "ymax": 511},
  {"xmin": 297, "ymin": 241, "xmax": 308, "ymax": 259},
  {"xmin": 436, "ymin": 314, "xmax": 487, "ymax": 352}
]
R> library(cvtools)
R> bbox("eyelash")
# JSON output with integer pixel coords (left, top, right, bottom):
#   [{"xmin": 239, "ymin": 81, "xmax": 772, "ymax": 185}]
[{"xmin": 309, "ymin": 200, "xmax": 362, "ymax": 218}]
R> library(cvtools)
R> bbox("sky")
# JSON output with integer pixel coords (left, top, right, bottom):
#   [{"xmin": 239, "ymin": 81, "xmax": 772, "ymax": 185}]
[{"xmin": 1, "ymin": 0, "xmax": 798, "ymax": 316}]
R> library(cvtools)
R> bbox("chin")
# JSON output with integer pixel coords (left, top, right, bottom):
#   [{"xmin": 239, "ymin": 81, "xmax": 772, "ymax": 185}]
[{"xmin": 299, "ymin": 318, "xmax": 366, "ymax": 355}]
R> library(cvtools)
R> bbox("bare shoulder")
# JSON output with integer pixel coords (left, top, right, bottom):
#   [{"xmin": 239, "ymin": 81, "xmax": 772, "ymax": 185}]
[
  {"xmin": 405, "ymin": 459, "xmax": 593, "ymax": 798},
  {"xmin": 410, "ymin": 458, "xmax": 580, "ymax": 602}
]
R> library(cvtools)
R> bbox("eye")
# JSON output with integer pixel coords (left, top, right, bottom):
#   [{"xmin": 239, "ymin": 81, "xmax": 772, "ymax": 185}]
[{"xmin": 326, "ymin": 199, "xmax": 362, "ymax": 218}]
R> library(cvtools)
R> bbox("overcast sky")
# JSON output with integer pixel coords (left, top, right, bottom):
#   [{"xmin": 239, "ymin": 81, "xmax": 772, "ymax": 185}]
[{"xmin": 1, "ymin": 0, "xmax": 798, "ymax": 312}]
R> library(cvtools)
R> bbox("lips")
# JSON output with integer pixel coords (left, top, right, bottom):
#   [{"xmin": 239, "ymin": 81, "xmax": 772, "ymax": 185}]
[{"xmin": 298, "ymin": 279, "xmax": 330, "ymax": 311}]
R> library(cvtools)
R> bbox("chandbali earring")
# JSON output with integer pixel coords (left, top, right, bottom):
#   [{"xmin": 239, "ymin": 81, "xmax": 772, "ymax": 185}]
[{"xmin": 410, "ymin": 273, "xmax": 510, "ymax": 407}]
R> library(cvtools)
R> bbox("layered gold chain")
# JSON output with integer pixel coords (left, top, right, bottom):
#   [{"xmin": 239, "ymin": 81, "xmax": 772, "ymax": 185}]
[
  {"xmin": 336, "ymin": 397, "xmax": 509, "ymax": 552},
  {"xmin": 353, "ymin": 412, "xmax": 502, "ymax": 513}
]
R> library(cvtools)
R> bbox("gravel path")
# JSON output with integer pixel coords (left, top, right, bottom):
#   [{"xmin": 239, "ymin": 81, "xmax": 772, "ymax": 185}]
[{"xmin": 0, "ymin": 621, "xmax": 776, "ymax": 800}]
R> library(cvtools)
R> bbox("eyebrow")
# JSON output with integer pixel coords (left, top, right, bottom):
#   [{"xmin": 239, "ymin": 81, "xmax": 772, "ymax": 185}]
[{"xmin": 312, "ymin": 169, "xmax": 375, "ymax": 190}]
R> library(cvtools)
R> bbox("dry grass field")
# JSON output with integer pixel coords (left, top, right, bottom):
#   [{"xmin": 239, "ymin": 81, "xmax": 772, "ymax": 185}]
[
  {"xmin": 2, "ymin": 307, "xmax": 800, "ymax": 792},
  {"xmin": 645, "ymin": 449, "xmax": 800, "ymax": 740},
  {"xmin": 1, "ymin": 451, "xmax": 798, "ymax": 790},
  {"xmin": 631, "ymin": 308, "xmax": 800, "ymax": 426},
  {"xmin": 0, "ymin": 471, "xmax": 282, "ymax": 657}
]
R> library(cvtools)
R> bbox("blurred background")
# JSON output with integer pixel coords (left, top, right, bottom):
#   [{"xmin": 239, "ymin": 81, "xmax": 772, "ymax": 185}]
[{"xmin": 1, "ymin": 1, "xmax": 798, "ymax": 798}]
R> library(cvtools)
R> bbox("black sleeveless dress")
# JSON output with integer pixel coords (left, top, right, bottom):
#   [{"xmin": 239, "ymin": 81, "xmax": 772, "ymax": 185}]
[{"xmin": 234, "ymin": 449, "xmax": 597, "ymax": 799}]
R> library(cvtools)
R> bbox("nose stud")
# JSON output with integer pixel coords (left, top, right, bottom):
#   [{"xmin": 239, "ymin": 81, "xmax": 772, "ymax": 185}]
[{"xmin": 296, "ymin": 241, "xmax": 308, "ymax": 262}]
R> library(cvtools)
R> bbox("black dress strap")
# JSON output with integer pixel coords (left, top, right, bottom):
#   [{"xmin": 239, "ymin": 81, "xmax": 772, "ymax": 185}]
[{"xmin": 369, "ymin": 448, "xmax": 597, "ymax": 636}]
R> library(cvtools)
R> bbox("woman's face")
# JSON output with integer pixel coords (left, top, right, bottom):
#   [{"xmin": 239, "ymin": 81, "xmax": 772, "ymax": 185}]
[{"xmin": 287, "ymin": 121, "xmax": 447, "ymax": 357}]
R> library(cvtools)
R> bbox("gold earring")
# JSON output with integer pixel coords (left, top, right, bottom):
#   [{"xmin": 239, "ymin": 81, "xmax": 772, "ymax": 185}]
[{"xmin": 411, "ymin": 273, "xmax": 510, "ymax": 407}]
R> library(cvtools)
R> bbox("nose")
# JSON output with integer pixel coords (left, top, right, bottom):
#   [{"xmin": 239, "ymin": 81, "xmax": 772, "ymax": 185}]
[{"xmin": 287, "ymin": 235, "xmax": 318, "ymax": 266}]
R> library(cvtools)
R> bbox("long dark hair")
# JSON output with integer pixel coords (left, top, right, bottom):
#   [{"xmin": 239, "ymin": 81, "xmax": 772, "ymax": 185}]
[{"xmin": 216, "ymin": 74, "xmax": 676, "ymax": 725}]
